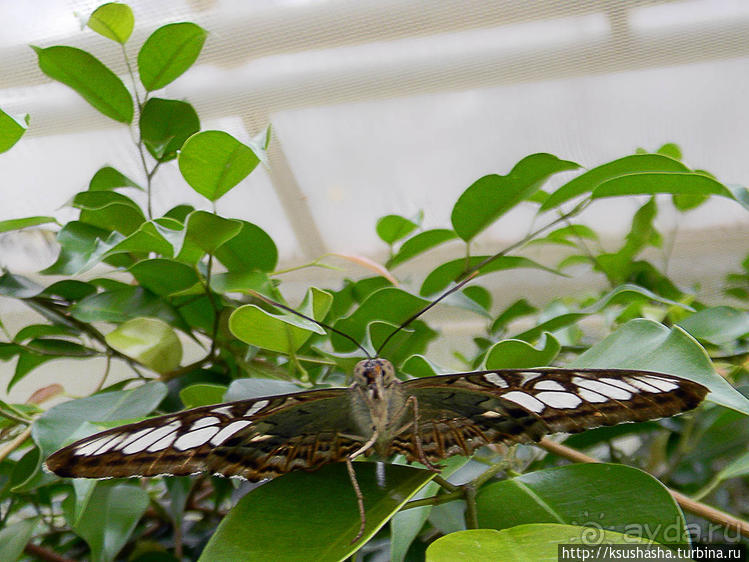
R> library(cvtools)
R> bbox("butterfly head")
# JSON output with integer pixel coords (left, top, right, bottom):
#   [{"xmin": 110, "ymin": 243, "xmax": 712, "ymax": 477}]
[{"xmin": 352, "ymin": 358, "xmax": 397, "ymax": 399}]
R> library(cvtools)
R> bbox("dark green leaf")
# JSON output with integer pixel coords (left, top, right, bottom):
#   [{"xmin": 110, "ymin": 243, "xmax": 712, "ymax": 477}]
[
  {"xmin": 73, "ymin": 190, "xmax": 145, "ymax": 235},
  {"xmin": 462, "ymin": 286, "xmax": 491, "ymax": 311},
  {"xmin": 140, "ymin": 97, "xmax": 200, "ymax": 161},
  {"xmin": 87, "ymin": 2, "xmax": 134, "ymax": 44},
  {"xmin": 178, "ymin": 131, "xmax": 259, "ymax": 201},
  {"xmin": 0, "ymin": 517, "xmax": 39, "ymax": 561},
  {"xmin": 540, "ymin": 154, "xmax": 689, "ymax": 211},
  {"xmin": 484, "ymin": 333, "xmax": 560, "ymax": 369},
  {"xmin": 214, "ymin": 220, "xmax": 277, "ymax": 272},
  {"xmin": 387, "ymin": 228, "xmax": 458, "ymax": 268},
  {"xmin": 376, "ymin": 214, "xmax": 419, "ymax": 244},
  {"xmin": 0, "ymin": 107, "xmax": 28, "ymax": 153},
  {"xmin": 71, "ymin": 286, "xmax": 184, "ymax": 327},
  {"xmin": 452, "ymin": 153, "xmax": 579, "ymax": 240},
  {"xmin": 491, "ymin": 299, "xmax": 537, "ymax": 334},
  {"xmin": 400, "ymin": 355, "xmax": 444, "ymax": 378},
  {"xmin": 420, "ymin": 256, "xmax": 558, "ymax": 297},
  {"xmin": 32, "ymin": 45, "xmax": 133, "ymax": 123},
  {"xmin": 41, "ymin": 221, "xmax": 110, "ymax": 275},
  {"xmin": 129, "ymin": 258, "xmax": 199, "ymax": 296},
  {"xmin": 138, "ymin": 22, "xmax": 206, "ymax": 91},
  {"xmin": 179, "ymin": 384, "xmax": 227, "ymax": 408},
  {"xmin": 677, "ymin": 306, "xmax": 749, "ymax": 346},
  {"xmin": 198, "ymin": 463, "xmax": 434, "ymax": 562},
  {"xmin": 180, "ymin": 210, "xmax": 243, "ymax": 255},
  {"xmin": 89, "ymin": 166, "xmax": 142, "ymax": 191},
  {"xmin": 13, "ymin": 324, "xmax": 77, "ymax": 342},
  {"xmin": 593, "ymin": 172, "xmax": 734, "ymax": 200}
]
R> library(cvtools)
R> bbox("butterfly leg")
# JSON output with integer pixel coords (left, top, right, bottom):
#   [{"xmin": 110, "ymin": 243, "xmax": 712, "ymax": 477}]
[
  {"xmin": 396, "ymin": 395, "xmax": 441, "ymax": 472},
  {"xmin": 346, "ymin": 431, "xmax": 379, "ymax": 544}
]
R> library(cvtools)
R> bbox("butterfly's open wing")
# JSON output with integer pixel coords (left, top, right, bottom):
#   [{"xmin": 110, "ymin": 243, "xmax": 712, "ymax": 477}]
[
  {"xmin": 46, "ymin": 388, "xmax": 364, "ymax": 481},
  {"xmin": 395, "ymin": 369, "xmax": 707, "ymax": 463}
]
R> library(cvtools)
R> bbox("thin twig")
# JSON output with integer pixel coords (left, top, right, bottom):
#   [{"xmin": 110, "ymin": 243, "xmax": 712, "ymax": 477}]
[
  {"xmin": 24, "ymin": 543, "xmax": 75, "ymax": 562},
  {"xmin": 537, "ymin": 438, "xmax": 749, "ymax": 538},
  {"xmin": 0, "ymin": 426, "xmax": 32, "ymax": 463}
]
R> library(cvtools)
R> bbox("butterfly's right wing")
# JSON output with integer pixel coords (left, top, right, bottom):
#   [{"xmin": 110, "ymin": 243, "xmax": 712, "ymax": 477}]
[{"xmin": 46, "ymin": 388, "xmax": 365, "ymax": 481}]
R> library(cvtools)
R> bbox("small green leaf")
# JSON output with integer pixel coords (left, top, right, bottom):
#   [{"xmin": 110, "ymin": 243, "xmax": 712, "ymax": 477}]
[
  {"xmin": 491, "ymin": 299, "xmax": 537, "ymax": 334},
  {"xmin": 0, "ymin": 107, "xmax": 28, "ymax": 153},
  {"xmin": 677, "ymin": 306, "xmax": 749, "ymax": 346},
  {"xmin": 138, "ymin": 22, "xmax": 207, "ymax": 91},
  {"xmin": 420, "ymin": 256, "xmax": 558, "ymax": 297},
  {"xmin": 73, "ymin": 191, "xmax": 145, "ymax": 235},
  {"xmin": 129, "ymin": 258, "xmax": 199, "ymax": 296},
  {"xmin": 178, "ymin": 131, "xmax": 259, "ymax": 201},
  {"xmin": 105, "ymin": 317, "xmax": 182, "ymax": 374},
  {"xmin": 198, "ymin": 463, "xmax": 434, "ymax": 562},
  {"xmin": 376, "ymin": 214, "xmax": 419, "ymax": 244},
  {"xmin": 452, "ymin": 153, "xmax": 579, "ymax": 241},
  {"xmin": 87, "ymin": 2, "xmax": 134, "ymax": 44},
  {"xmin": 388, "ymin": 228, "xmax": 458, "ymax": 268},
  {"xmin": 484, "ymin": 333, "xmax": 560, "ymax": 369},
  {"xmin": 401, "ymin": 355, "xmax": 445, "ymax": 378},
  {"xmin": 32, "ymin": 45, "xmax": 133, "ymax": 123},
  {"xmin": 180, "ymin": 384, "xmax": 227, "ymax": 408},
  {"xmin": 210, "ymin": 271, "xmax": 272, "ymax": 295},
  {"xmin": 139, "ymin": 98, "xmax": 200, "ymax": 161},
  {"xmin": 214, "ymin": 220, "xmax": 277, "ymax": 272},
  {"xmin": 541, "ymin": 154, "xmax": 689, "ymax": 211},
  {"xmin": 88, "ymin": 166, "xmax": 142, "ymax": 191},
  {"xmin": 179, "ymin": 210, "xmax": 243, "ymax": 256},
  {"xmin": 0, "ymin": 215, "xmax": 57, "ymax": 233}
]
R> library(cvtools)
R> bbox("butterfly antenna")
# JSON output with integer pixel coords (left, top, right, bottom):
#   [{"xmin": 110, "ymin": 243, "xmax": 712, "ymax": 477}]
[
  {"xmin": 375, "ymin": 201, "xmax": 589, "ymax": 357},
  {"xmin": 248, "ymin": 290, "xmax": 372, "ymax": 359}
]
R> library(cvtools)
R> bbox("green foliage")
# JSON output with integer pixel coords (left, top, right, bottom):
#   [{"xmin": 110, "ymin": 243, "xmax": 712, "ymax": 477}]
[{"xmin": 0, "ymin": 3, "xmax": 747, "ymax": 561}]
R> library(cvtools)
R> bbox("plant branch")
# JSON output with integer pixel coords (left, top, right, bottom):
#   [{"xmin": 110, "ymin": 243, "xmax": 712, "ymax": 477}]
[
  {"xmin": 401, "ymin": 490, "xmax": 464, "ymax": 510},
  {"xmin": 537, "ymin": 438, "xmax": 749, "ymax": 539},
  {"xmin": 0, "ymin": 426, "xmax": 33, "ymax": 464},
  {"xmin": 24, "ymin": 543, "xmax": 75, "ymax": 562}
]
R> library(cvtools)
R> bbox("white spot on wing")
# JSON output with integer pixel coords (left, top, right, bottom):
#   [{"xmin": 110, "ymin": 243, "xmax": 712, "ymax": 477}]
[
  {"xmin": 174, "ymin": 426, "xmax": 221, "ymax": 450},
  {"xmin": 245, "ymin": 400, "xmax": 269, "ymax": 417},
  {"xmin": 518, "ymin": 372, "xmax": 542, "ymax": 385},
  {"xmin": 210, "ymin": 405, "xmax": 234, "ymax": 416},
  {"xmin": 480, "ymin": 410, "xmax": 503, "ymax": 418},
  {"xmin": 625, "ymin": 377, "xmax": 661, "ymax": 393},
  {"xmin": 502, "ymin": 391, "xmax": 545, "ymax": 413},
  {"xmin": 483, "ymin": 373, "xmax": 508, "ymax": 388},
  {"xmin": 600, "ymin": 378, "xmax": 639, "ymax": 393},
  {"xmin": 210, "ymin": 420, "xmax": 252, "ymax": 445},
  {"xmin": 75, "ymin": 434, "xmax": 116, "ymax": 456},
  {"xmin": 93, "ymin": 433, "xmax": 128, "ymax": 455},
  {"xmin": 122, "ymin": 422, "xmax": 182, "ymax": 455},
  {"xmin": 573, "ymin": 377, "xmax": 632, "ymax": 400},
  {"xmin": 117, "ymin": 428, "xmax": 158, "ymax": 450},
  {"xmin": 535, "ymin": 391, "xmax": 583, "ymax": 409},
  {"xmin": 534, "ymin": 380, "xmax": 565, "ymax": 391},
  {"xmin": 147, "ymin": 431, "xmax": 179, "ymax": 452},
  {"xmin": 249, "ymin": 433, "xmax": 273, "ymax": 442},
  {"xmin": 190, "ymin": 416, "xmax": 219, "ymax": 430},
  {"xmin": 638, "ymin": 376, "xmax": 679, "ymax": 392},
  {"xmin": 578, "ymin": 388, "xmax": 609, "ymax": 403}
]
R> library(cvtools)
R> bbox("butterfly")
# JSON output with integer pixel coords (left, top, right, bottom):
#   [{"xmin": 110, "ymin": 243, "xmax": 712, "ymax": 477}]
[{"xmin": 46, "ymin": 356, "xmax": 708, "ymax": 541}]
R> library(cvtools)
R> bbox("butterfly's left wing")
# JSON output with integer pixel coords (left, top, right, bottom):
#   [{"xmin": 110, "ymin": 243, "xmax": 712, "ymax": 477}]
[
  {"xmin": 46, "ymin": 388, "xmax": 365, "ymax": 481},
  {"xmin": 393, "ymin": 368, "xmax": 707, "ymax": 463}
]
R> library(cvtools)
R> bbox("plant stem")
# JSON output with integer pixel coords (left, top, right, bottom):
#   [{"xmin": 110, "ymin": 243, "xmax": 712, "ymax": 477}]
[
  {"xmin": 400, "ymin": 490, "xmax": 464, "ymax": 510},
  {"xmin": 0, "ymin": 426, "xmax": 32, "ymax": 463},
  {"xmin": 537, "ymin": 438, "xmax": 749, "ymax": 538},
  {"xmin": 463, "ymin": 484, "xmax": 479, "ymax": 529}
]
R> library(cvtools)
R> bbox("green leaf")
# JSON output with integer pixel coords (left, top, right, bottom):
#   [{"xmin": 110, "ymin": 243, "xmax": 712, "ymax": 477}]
[
  {"xmin": 129, "ymin": 258, "xmax": 199, "ymax": 296},
  {"xmin": 462, "ymin": 286, "xmax": 492, "ymax": 311},
  {"xmin": 491, "ymin": 299, "xmax": 537, "ymax": 334},
  {"xmin": 426, "ymin": 525, "xmax": 660, "ymax": 562},
  {"xmin": 198, "ymin": 463, "xmax": 434, "ymax": 562},
  {"xmin": 420, "ymin": 256, "xmax": 558, "ymax": 297},
  {"xmin": 0, "ymin": 271, "xmax": 43, "ymax": 298},
  {"xmin": 225, "ymin": 379, "xmax": 303, "ymax": 402},
  {"xmin": 229, "ymin": 288, "xmax": 332, "ymax": 354},
  {"xmin": 592, "ymin": 172, "xmax": 734, "ymax": 200},
  {"xmin": 0, "ymin": 517, "xmax": 39, "ymax": 561},
  {"xmin": 178, "ymin": 131, "xmax": 259, "ymax": 201},
  {"xmin": 540, "ymin": 154, "xmax": 689, "ymax": 211},
  {"xmin": 88, "ymin": 166, "xmax": 142, "ymax": 191},
  {"xmin": 63, "ymin": 481, "xmax": 149, "ymax": 562},
  {"xmin": 41, "ymin": 221, "xmax": 108, "ymax": 275},
  {"xmin": 574, "ymin": 318, "xmax": 749, "ymax": 416},
  {"xmin": 388, "ymin": 228, "xmax": 458, "ymax": 268},
  {"xmin": 32, "ymin": 45, "xmax": 133, "ymax": 123},
  {"xmin": 214, "ymin": 220, "xmax": 277, "ymax": 272},
  {"xmin": 451, "ymin": 153, "xmax": 579, "ymax": 241},
  {"xmin": 71, "ymin": 286, "xmax": 185, "ymax": 328},
  {"xmin": 87, "ymin": 2, "xmax": 134, "ymax": 44},
  {"xmin": 0, "ymin": 107, "xmax": 28, "ymax": 153},
  {"xmin": 715, "ymin": 450, "xmax": 749, "ymax": 481},
  {"xmin": 401, "ymin": 355, "xmax": 446, "ymax": 378},
  {"xmin": 73, "ymin": 191, "xmax": 146, "ymax": 235},
  {"xmin": 376, "ymin": 214, "xmax": 419, "ymax": 244},
  {"xmin": 138, "ymin": 22, "xmax": 206, "ymax": 91},
  {"xmin": 105, "ymin": 317, "xmax": 182, "ymax": 374},
  {"xmin": 476, "ymin": 464, "xmax": 687, "ymax": 545},
  {"xmin": 140, "ymin": 97, "xmax": 200, "ymax": 161},
  {"xmin": 0, "ymin": 215, "xmax": 57, "ymax": 233},
  {"xmin": 180, "ymin": 384, "xmax": 227, "ymax": 408},
  {"xmin": 657, "ymin": 142, "xmax": 682, "ymax": 160},
  {"xmin": 484, "ymin": 333, "xmax": 560, "ymax": 369},
  {"xmin": 210, "ymin": 271, "xmax": 272, "ymax": 295},
  {"xmin": 178, "ymin": 210, "xmax": 243, "ymax": 257},
  {"xmin": 677, "ymin": 306, "xmax": 749, "ymax": 346}
]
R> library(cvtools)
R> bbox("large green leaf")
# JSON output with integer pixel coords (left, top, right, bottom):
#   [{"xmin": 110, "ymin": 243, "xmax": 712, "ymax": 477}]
[
  {"xmin": 476, "ymin": 464, "xmax": 687, "ymax": 545},
  {"xmin": 540, "ymin": 154, "xmax": 689, "ymax": 211},
  {"xmin": 71, "ymin": 286, "xmax": 185, "ymax": 328},
  {"xmin": 105, "ymin": 317, "xmax": 182, "ymax": 374},
  {"xmin": 32, "ymin": 46, "xmax": 133, "ymax": 123},
  {"xmin": 0, "ymin": 107, "xmax": 28, "ymax": 153},
  {"xmin": 73, "ymin": 191, "xmax": 145, "ymax": 235},
  {"xmin": 139, "ymin": 97, "xmax": 200, "ymax": 161},
  {"xmin": 451, "ymin": 153, "xmax": 579, "ymax": 241},
  {"xmin": 87, "ymin": 2, "xmax": 134, "ymax": 44},
  {"xmin": 214, "ymin": 220, "xmax": 277, "ymax": 272},
  {"xmin": 198, "ymin": 463, "xmax": 434, "ymax": 562},
  {"xmin": 62, "ymin": 481, "xmax": 149, "ymax": 562},
  {"xmin": 138, "ymin": 22, "xmax": 206, "ymax": 91},
  {"xmin": 426, "ymin": 525, "xmax": 661, "ymax": 562},
  {"xmin": 592, "ymin": 172, "xmax": 734, "ymax": 200},
  {"xmin": 129, "ymin": 258, "xmax": 199, "ymax": 296},
  {"xmin": 178, "ymin": 210, "xmax": 243, "ymax": 256},
  {"xmin": 387, "ymin": 228, "xmax": 458, "ymax": 269},
  {"xmin": 229, "ymin": 288, "xmax": 332, "ymax": 354},
  {"xmin": 178, "ymin": 131, "xmax": 259, "ymax": 201},
  {"xmin": 677, "ymin": 306, "xmax": 749, "ymax": 346},
  {"xmin": 574, "ymin": 318, "xmax": 749, "ymax": 415}
]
